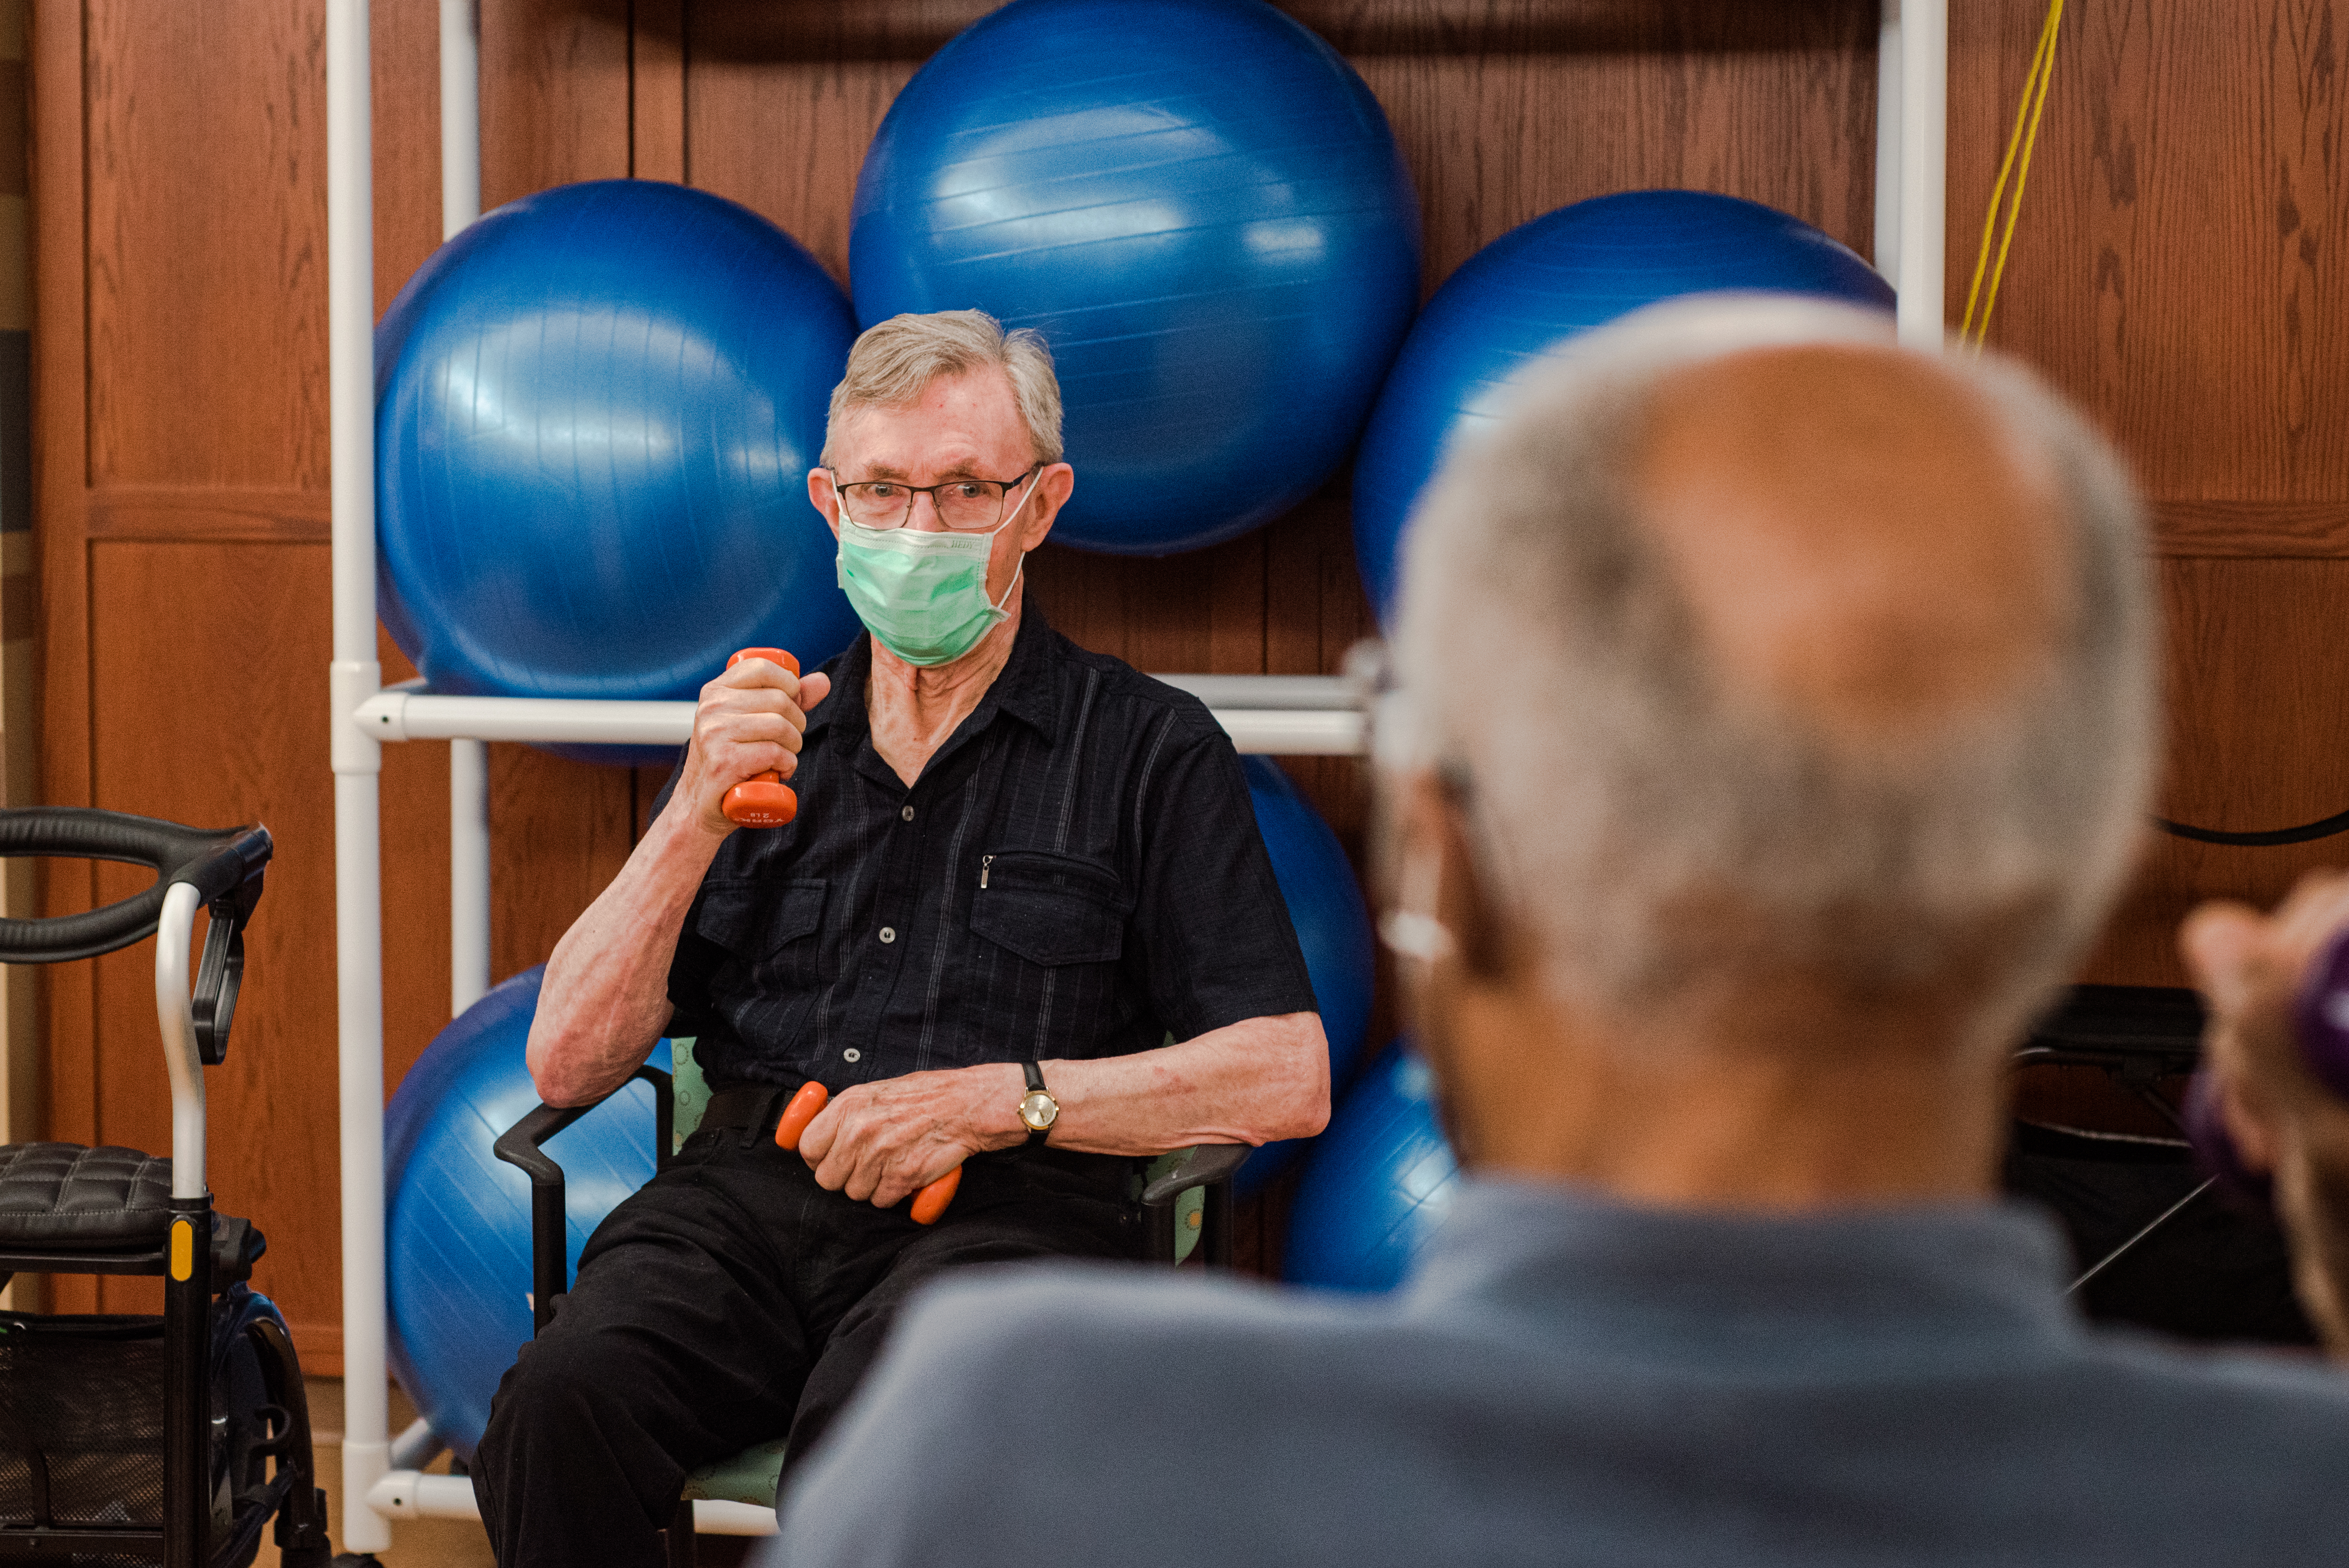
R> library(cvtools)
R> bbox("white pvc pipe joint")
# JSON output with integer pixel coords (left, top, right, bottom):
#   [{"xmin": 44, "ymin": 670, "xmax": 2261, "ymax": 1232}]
[
  {"xmin": 367, "ymin": 1472, "xmax": 778, "ymax": 1537},
  {"xmin": 357, "ymin": 686, "xmax": 1366, "ymax": 756}
]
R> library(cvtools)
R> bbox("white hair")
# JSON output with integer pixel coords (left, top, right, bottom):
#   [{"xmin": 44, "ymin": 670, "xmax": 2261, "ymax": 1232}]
[
  {"xmin": 1389, "ymin": 294, "xmax": 2157, "ymax": 1050},
  {"xmin": 824, "ymin": 308, "xmax": 1063, "ymax": 466}
]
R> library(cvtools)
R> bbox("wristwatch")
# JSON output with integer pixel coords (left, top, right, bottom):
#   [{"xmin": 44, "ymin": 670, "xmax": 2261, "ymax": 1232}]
[{"xmin": 1018, "ymin": 1059, "xmax": 1059, "ymax": 1146}]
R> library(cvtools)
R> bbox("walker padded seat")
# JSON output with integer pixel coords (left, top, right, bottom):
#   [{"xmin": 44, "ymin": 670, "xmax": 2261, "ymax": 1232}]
[
  {"xmin": 0, "ymin": 1142, "xmax": 173, "ymax": 1246},
  {"xmin": 0, "ymin": 1142, "xmax": 267, "ymax": 1283}
]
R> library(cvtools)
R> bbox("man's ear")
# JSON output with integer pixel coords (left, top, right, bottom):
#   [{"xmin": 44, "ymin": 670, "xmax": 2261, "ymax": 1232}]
[
  {"xmin": 1382, "ymin": 768, "xmax": 1510, "ymax": 985},
  {"xmin": 1017, "ymin": 462, "xmax": 1075, "ymax": 552},
  {"xmin": 808, "ymin": 467, "xmax": 842, "ymax": 541},
  {"xmin": 1430, "ymin": 779, "xmax": 1511, "ymax": 984}
]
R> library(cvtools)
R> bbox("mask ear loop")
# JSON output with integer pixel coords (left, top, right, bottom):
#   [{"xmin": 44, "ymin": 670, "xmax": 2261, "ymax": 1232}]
[
  {"xmin": 1379, "ymin": 839, "xmax": 1457, "ymax": 965},
  {"xmin": 985, "ymin": 467, "xmax": 1046, "ymax": 615}
]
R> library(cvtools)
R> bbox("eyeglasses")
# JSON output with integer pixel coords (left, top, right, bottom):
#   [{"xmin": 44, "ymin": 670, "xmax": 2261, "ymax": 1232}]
[{"xmin": 829, "ymin": 468, "xmax": 1040, "ymax": 532}]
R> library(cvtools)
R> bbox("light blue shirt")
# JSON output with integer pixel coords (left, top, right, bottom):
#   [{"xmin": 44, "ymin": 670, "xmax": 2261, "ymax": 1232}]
[{"xmin": 776, "ymin": 1179, "xmax": 2349, "ymax": 1566}]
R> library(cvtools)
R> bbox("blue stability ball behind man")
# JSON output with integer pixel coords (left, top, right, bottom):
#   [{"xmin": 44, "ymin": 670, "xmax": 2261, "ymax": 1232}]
[
  {"xmin": 376, "ymin": 180, "xmax": 863, "ymax": 762},
  {"xmin": 1351, "ymin": 190, "xmax": 1894, "ymax": 623},
  {"xmin": 851, "ymin": 0, "xmax": 1421, "ymax": 556},
  {"xmin": 1283, "ymin": 1040, "xmax": 1459, "ymax": 1290},
  {"xmin": 1234, "ymin": 757, "xmax": 1376, "ymax": 1195},
  {"xmin": 384, "ymin": 967, "xmax": 672, "ymax": 1460}
]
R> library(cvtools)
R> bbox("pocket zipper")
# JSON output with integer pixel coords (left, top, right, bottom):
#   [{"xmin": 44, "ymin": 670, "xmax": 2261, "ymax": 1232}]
[{"xmin": 980, "ymin": 854, "xmax": 993, "ymax": 889}]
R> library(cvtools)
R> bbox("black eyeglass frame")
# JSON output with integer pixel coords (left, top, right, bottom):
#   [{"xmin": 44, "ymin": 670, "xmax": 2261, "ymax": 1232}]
[{"xmin": 825, "ymin": 466, "xmax": 1043, "ymax": 532}]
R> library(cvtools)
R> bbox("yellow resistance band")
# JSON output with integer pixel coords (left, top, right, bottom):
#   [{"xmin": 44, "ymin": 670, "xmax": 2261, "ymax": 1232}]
[{"xmin": 1960, "ymin": 0, "xmax": 2065, "ymax": 351}]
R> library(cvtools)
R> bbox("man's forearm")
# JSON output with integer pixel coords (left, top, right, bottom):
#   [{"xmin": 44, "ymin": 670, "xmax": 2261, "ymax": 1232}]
[
  {"xmin": 1041, "ymin": 1013, "xmax": 1331, "ymax": 1157},
  {"xmin": 527, "ymin": 805, "xmax": 725, "ymax": 1106}
]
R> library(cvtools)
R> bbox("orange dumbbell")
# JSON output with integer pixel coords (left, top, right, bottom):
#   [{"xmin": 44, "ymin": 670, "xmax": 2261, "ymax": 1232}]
[
  {"xmin": 774, "ymin": 1081, "xmax": 963, "ymax": 1226},
  {"xmin": 720, "ymin": 647, "xmax": 801, "ymax": 827}
]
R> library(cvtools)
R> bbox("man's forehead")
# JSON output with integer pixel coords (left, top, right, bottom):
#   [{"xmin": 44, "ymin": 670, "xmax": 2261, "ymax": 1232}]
[{"xmin": 832, "ymin": 364, "xmax": 1028, "ymax": 476}]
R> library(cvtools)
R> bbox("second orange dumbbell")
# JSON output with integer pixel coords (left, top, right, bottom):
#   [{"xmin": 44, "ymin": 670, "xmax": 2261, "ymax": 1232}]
[{"xmin": 774, "ymin": 1081, "xmax": 962, "ymax": 1225}]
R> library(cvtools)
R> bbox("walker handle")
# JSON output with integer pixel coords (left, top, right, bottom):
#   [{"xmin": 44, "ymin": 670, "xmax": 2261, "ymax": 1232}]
[
  {"xmin": 720, "ymin": 648, "xmax": 801, "ymax": 828},
  {"xmin": 773, "ymin": 1081, "xmax": 962, "ymax": 1225}
]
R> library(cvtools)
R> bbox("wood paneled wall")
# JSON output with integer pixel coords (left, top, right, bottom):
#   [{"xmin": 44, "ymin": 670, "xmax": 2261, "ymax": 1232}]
[{"xmin": 29, "ymin": 0, "xmax": 2344, "ymax": 1351}]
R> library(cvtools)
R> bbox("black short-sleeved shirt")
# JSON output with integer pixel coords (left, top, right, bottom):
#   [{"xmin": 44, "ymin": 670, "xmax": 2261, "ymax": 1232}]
[{"xmin": 659, "ymin": 610, "xmax": 1320, "ymax": 1093}]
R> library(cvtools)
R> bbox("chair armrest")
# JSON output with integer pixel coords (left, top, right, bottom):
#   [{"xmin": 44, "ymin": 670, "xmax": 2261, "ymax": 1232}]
[
  {"xmin": 1140, "ymin": 1143, "xmax": 1249, "ymax": 1206},
  {"xmin": 1140, "ymin": 1144, "xmax": 1249, "ymax": 1270},
  {"xmin": 493, "ymin": 1065, "xmax": 673, "ymax": 1335}
]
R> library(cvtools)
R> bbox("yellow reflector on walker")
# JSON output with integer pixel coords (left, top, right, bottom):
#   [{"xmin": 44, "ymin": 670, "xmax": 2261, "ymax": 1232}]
[{"xmin": 169, "ymin": 1220, "xmax": 192, "ymax": 1281}]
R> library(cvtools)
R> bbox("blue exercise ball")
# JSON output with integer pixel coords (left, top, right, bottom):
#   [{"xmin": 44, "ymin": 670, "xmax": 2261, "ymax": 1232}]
[
  {"xmin": 1236, "ymin": 757, "xmax": 1375, "ymax": 1195},
  {"xmin": 377, "ymin": 179, "xmax": 863, "ymax": 764},
  {"xmin": 1284, "ymin": 1040, "xmax": 1460, "ymax": 1291},
  {"xmin": 1352, "ymin": 190, "xmax": 1895, "ymax": 623},
  {"xmin": 386, "ymin": 966, "xmax": 671, "ymax": 1461},
  {"xmin": 850, "ymin": 0, "xmax": 1421, "ymax": 556}
]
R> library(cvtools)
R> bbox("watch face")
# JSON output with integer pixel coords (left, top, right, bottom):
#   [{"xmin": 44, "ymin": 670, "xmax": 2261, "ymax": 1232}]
[{"xmin": 1020, "ymin": 1090, "xmax": 1059, "ymax": 1131}]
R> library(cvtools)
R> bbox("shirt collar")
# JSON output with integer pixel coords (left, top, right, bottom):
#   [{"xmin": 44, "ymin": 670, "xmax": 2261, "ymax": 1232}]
[
  {"xmin": 1399, "ymin": 1176, "xmax": 2083, "ymax": 1365},
  {"xmin": 806, "ymin": 607, "xmax": 1063, "ymax": 749}
]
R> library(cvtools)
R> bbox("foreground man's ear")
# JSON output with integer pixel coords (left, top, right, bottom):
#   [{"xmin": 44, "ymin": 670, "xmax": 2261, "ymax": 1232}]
[{"xmin": 1381, "ymin": 768, "xmax": 1511, "ymax": 998}]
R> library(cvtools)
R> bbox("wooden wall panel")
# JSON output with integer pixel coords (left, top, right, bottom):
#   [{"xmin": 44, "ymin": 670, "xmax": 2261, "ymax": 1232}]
[
  {"xmin": 2080, "ymin": 559, "xmax": 2349, "ymax": 987},
  {"xmin": 82, "ymin": 0, "xmax": 328, "ymax": 489},
  {"xmin": 685, "ymin": 46, "xmax": 917, "ymax": 280},
  {"xmin": 81, "ymin": 541, "xmax": 340, "ymax": 1322},
  {"xmin": 1951, "ymin": 0, "xmax": 2349, "ymax": 504},
  {"xmin": 1324, "ymin": 3, "xmax": 1880, "ymax": 285},
  {"xmin": 478, "ymin": 0, "xmax": 630, "ymax": 208},
  {"xmin": 1940, "ymin": 0, "xmax": 2349, "ymax": 985}
]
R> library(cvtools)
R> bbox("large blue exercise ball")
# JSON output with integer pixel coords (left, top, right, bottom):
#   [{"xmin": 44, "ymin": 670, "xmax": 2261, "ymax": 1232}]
[
  {"xmin": 1284, "ymin": 1040, "xmax": 1460, "ymax": 1291},
  {"xmin": 1352, "ymin": 190, "xmax": 1895, "ymax": 623},
  {"xmin": 850, "ymin": 0, "xmax": 1421, "ymax": 556},
  {"xmin": 386, "ymin": 966, "xmax": 671, "ymax": 1461},
  {"xmin": 1236, "ymin": 757, "xmax": 1375, "ymax": 1195},
  {"xmin": 377, "ymin": 179, "xmax": 863, "ymax": 763}
]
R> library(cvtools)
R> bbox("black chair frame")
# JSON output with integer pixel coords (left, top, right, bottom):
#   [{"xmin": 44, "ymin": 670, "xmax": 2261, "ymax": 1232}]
[
  {"xmin": 493, "ymin": 1066, "xmax": 1247, "ymax": 1564},
  {"xmin": 2018, "ymin": 983, "xmax": 2210, "ymax": 1295}
]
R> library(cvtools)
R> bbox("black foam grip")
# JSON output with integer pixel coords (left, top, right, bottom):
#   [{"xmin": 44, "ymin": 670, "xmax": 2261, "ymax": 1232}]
[{"xmin": 0, "ymin": 809, "xmax": 273, "ymax": 963}]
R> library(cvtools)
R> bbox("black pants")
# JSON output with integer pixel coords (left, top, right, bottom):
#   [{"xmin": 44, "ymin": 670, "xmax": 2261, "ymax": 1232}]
[{"xmin": 472, "ymin": 1116, "xmax": 1136, "ymax": 1568}]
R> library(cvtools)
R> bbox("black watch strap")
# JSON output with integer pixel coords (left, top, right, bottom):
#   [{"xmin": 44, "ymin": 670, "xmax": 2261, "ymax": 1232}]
[{"xmin": 1022, "ymin": 1059, "xmax": 1052, "ymax": 1145}]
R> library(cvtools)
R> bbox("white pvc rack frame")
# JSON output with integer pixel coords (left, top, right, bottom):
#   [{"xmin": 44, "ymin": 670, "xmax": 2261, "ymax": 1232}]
[{"xmin": 327, "ymin": 0, "xmax": 1947, "ymax": 1546}]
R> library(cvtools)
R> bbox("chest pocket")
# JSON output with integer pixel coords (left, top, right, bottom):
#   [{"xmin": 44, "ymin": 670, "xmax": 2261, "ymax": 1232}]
[
  {"xmin": 695, "ymin": 878, "xmax": 829, "ymax": 975},
  {"xmin": 970, "ymin": 850, "xmax": 1126, "ymax": 966}
]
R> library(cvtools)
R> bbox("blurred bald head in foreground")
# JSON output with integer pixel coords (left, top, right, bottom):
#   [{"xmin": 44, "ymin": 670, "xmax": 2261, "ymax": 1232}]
[
  {"xmin": 782, "ymin": 299, "xmax": 2349, "ymax": 1568},
  {"xmin": 1385, "ymin": 295, "xmax": 2155, "ymax": 1208}
]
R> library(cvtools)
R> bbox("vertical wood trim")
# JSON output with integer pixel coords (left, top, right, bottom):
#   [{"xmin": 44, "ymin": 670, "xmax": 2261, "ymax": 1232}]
[
  {"xmin": 32, "ymin": 0, "xmax": 94, "ymax": 1310},
  {"xmin": 633, "ymin": 0, "xmax": 687, "ymax": 183}
]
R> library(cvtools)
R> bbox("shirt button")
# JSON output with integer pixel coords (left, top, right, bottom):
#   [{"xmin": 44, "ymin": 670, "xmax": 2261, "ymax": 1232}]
[
  {"xmin": 843, "ymin": 1048, "xmax": 861, "ymax": 1063},
  {"xmin": 879, "ymin": 927, "xmax": 897, "ymax": 944},
  {"xmin": 901, "ymin": 805, "xmax": 915, "ymax": 822}
]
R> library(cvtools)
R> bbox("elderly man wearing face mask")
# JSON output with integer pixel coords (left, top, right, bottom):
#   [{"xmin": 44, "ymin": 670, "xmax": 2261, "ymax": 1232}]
[
  {"xmin": 468, "ymin": 309, "xmax": 1330, "ymax": 1568},
  {"xmin": 771, "ymin": 296, "xmax": 2349, "ymax": 1568}
]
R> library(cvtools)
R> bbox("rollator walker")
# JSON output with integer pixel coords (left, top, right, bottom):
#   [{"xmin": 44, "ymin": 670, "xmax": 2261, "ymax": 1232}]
[{"xmin": 0, "ymin": 808, "xmax": 330, "ymax": 1568}]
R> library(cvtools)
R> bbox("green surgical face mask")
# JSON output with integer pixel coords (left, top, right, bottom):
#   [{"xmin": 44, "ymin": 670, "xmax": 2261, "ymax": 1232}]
[{"xmin": 833, "ymin": 476, "xmax": 1038, "ymax": 667}]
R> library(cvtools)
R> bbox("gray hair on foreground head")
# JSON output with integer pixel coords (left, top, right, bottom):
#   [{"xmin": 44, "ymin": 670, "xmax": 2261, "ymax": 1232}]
[
  {"xmin": 824, "ymin": 308, "xmax": 1064, "ymax": 466},
  {"xmin": 1389, "ymin": 294, "xmax": 2156, "ymax": 1051}
]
